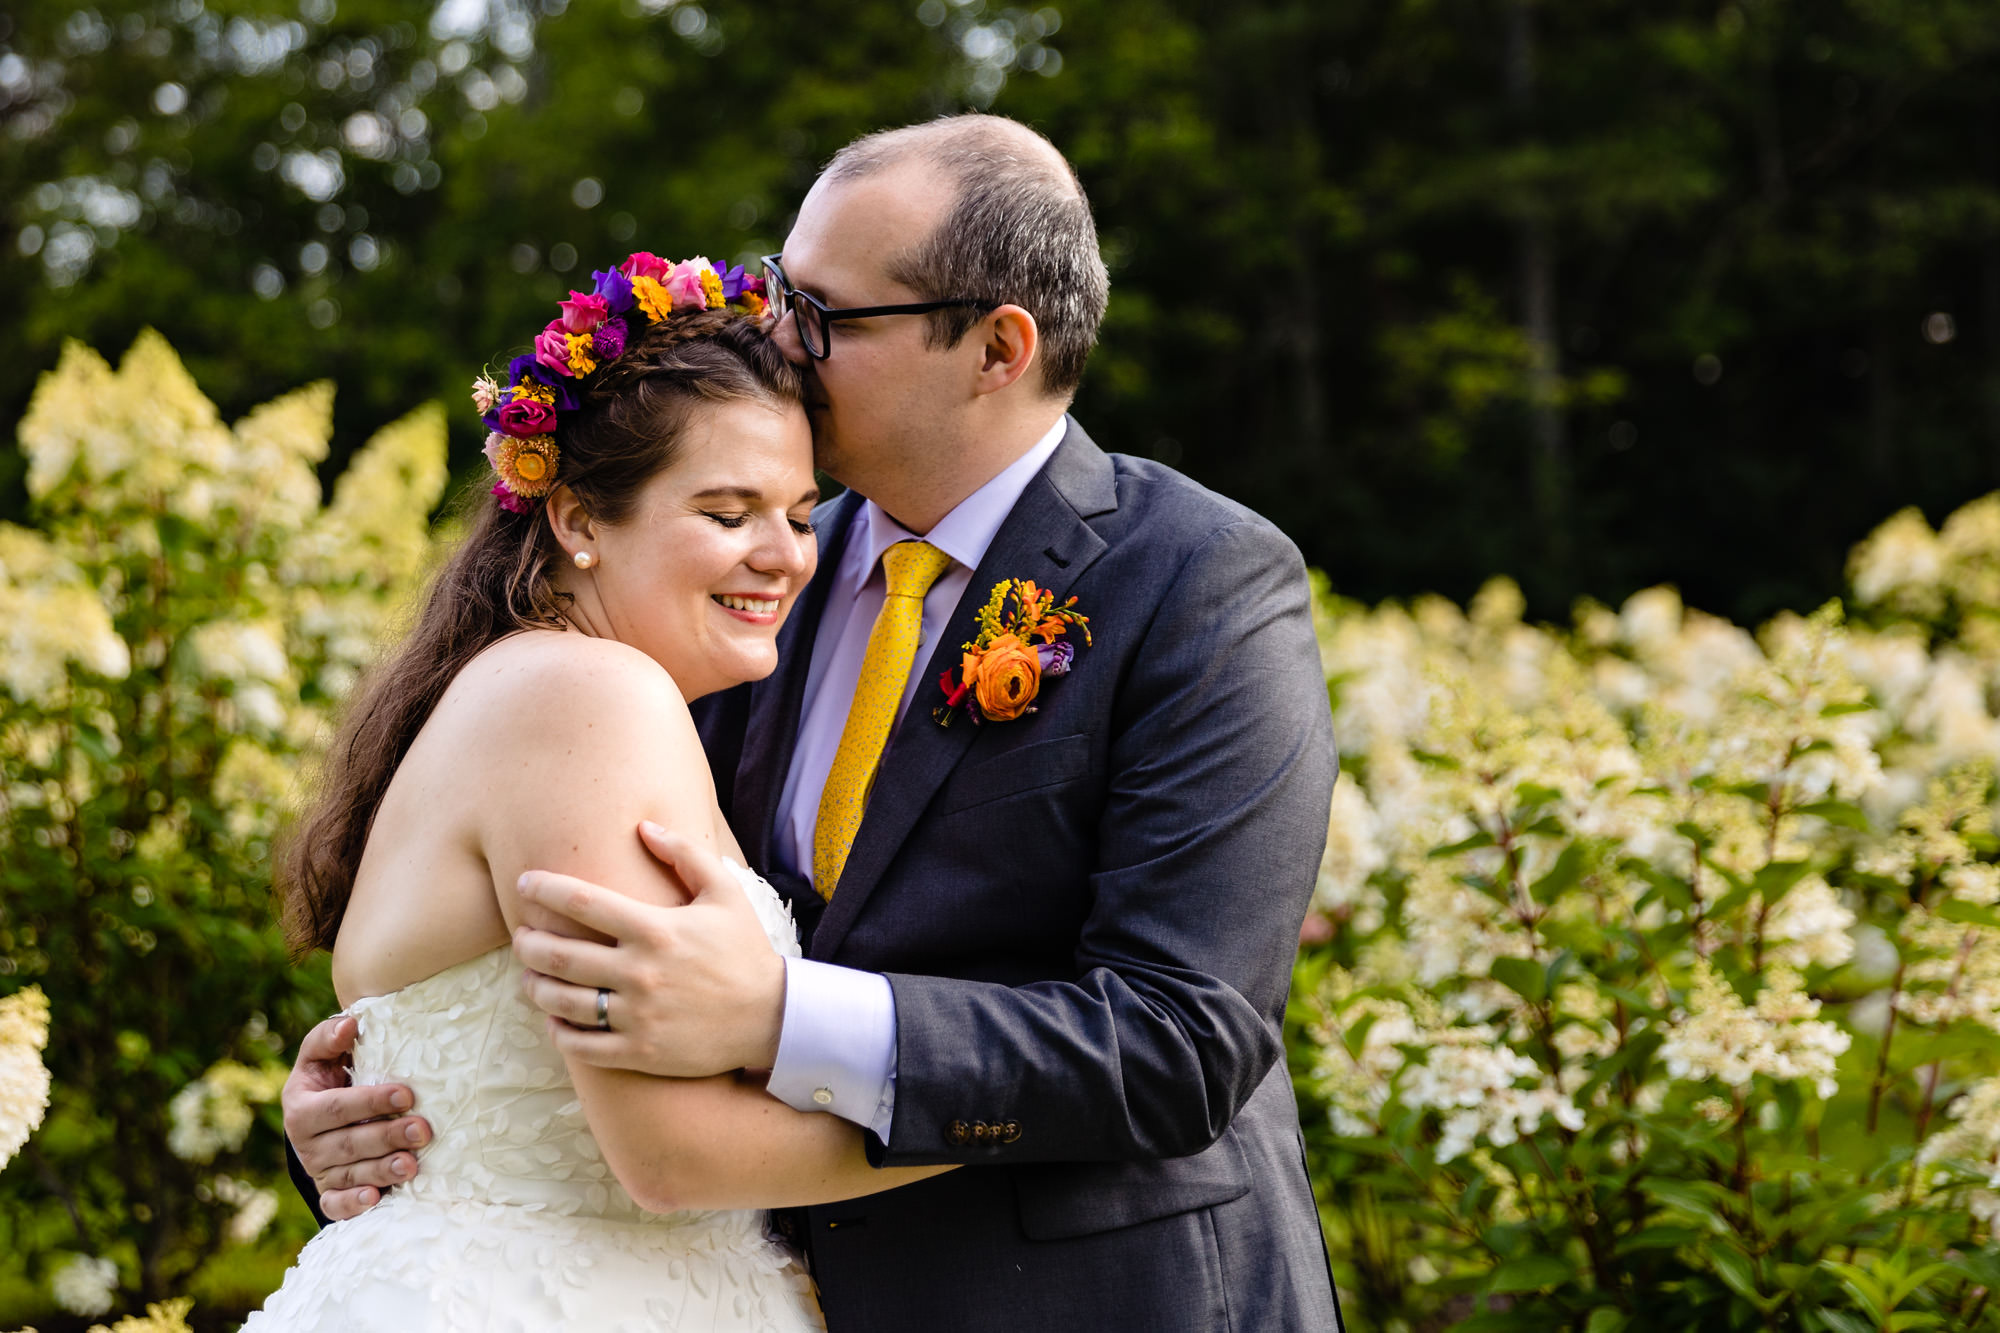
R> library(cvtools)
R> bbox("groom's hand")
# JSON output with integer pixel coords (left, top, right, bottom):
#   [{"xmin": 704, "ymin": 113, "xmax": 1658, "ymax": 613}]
[
  {"xmin": 282, "ymin": 1015, "xmax": 431, "ymax": 1221},
  {"xmin": 514, "ymin": 824, "xmax": 787, "ymax": 1078}
]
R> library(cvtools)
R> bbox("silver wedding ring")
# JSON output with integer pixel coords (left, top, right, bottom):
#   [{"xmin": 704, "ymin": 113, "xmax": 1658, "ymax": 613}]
[{"xmin": 595, "ymin": 987, "xmax": 612, "ymax": 1031}]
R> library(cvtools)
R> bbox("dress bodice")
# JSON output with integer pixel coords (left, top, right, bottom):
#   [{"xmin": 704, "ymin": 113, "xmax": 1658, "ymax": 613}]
[
  {"xmin": 343, "ymin": 859, "xmax": 803, "ymax": 1228},
  {"xmin": 248, "ymin": 866, "xmax": 824, "ymax": 1330}
]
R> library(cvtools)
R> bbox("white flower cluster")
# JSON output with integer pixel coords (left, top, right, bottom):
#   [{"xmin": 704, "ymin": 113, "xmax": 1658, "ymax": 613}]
[
  {"xmin": 0, "ymin": 987, "xmax": 52, "ymax": 1170},
  {"xmin": 50, "ymin": 1254, "xmax": 119, "ymax": 1317},
  {"xmin": 1315, "ymin": 996, "xmax": 1583, "ymax": 1163},
  {"xmin": 1659, "ymin": 963, "xmax": 1850, "ymax": 1099},
  {"xmin": 1915, "ymin": 1076, "xmax": 2000, "ymax": 1222},
  {"xmin": 205, "ymin": 1173, "xmax": 281, "ymax": 1245},
  {"xmin": 165, "ymin": 1060, "xmax": 286, "ymax": 1163},
  {"xmin": 0, "ymin": 524, "xmax": 130, "ymax": 703}
]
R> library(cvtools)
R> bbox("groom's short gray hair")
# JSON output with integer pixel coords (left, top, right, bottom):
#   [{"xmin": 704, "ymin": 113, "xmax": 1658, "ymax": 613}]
[{"xmin": 824, "ymin": 114, "xmax": 1109, "ymax": 398}]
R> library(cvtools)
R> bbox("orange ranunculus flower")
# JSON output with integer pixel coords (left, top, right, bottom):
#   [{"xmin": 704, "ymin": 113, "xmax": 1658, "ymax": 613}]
[{"xmin": 969, "ymin": 633, "xmax": 1042, "ymax": 721}]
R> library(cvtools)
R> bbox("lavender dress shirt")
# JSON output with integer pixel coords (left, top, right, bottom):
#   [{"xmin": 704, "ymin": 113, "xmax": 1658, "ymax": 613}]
[{"xmin": 763, "ymin": 417, "xmax": 1069, "ymax": 1139}]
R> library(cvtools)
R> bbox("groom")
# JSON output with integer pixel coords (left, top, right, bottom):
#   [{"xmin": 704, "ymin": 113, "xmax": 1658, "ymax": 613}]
[{"xmin": 285, "ymin": 114, "xmax": 1343, "ymax": 1330}]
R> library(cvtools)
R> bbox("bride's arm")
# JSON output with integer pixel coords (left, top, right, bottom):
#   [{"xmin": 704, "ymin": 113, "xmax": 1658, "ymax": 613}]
[{"xmin": 466, "ymin": 636, "xmax": 951, "ymax": 1213}]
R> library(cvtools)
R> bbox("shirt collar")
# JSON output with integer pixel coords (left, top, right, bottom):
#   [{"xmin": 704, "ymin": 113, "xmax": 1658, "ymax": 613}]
[{"xmin": 851, "ymin": 415, "xmax": 1069, "ymax": 584}]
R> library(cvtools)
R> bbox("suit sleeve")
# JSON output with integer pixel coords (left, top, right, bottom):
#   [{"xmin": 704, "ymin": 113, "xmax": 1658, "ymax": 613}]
[
  {"xmin": 876, "ymin": 519, "xmax": 1336, "ymax": 1166},
  {"xmin": 285, "ymin": 1136, "xmax": 334, "ymax": 1229}
]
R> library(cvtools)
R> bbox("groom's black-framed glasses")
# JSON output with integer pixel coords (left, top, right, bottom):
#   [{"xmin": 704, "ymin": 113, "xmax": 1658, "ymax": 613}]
[{"xmin": 760, "ymin": 254, "xmax": 997, "ymax": 361}]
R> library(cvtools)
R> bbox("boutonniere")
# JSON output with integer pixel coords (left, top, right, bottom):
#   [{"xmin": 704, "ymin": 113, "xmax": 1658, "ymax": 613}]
[{"xmin": 934, "ymin": 579, "xmax": 1091, "ymax": 726}]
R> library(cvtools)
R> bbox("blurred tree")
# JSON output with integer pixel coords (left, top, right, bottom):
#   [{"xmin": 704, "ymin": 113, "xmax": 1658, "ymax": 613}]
[{"xmin": 6, "ymin": 0, "xmax": 2000, "ymax": 624}]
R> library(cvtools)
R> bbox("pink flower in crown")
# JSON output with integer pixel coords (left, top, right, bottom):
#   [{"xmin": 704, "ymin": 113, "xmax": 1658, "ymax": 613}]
[
  {"xmin": 558, "ymin": 290, "xmax": 610, "ymax": 335},
  {"xmin": 496, "ymin": 396, "xmax": 557, "ymax": 437},
  {"xmin": 665, "ymin": 258, "xmax": 713, "ymax": 311},
  {"xmin": 534, "ymin": 321, "xmax": 574, "ymax": 376},
  {"xmin": 621, "ymin": 251, "xmax": 672, "ymax": 282}
]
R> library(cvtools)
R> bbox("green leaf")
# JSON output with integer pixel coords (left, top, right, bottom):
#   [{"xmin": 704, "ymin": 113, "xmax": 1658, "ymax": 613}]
[
  {"xmin": 1796, "ymin": 799, "xmax": 1871, "ymax": 830},
  {"xmin": 1821, "ymin": 701, "xmax": 1876, "ymax": 717},
  {"xmin": 1749, "ymin": 859, "xmax": 1813, "ymax": 909},
  {"xmin": 1530, "ymin": 842, "xmax": 1587, "ymax": 903},
  {"xmin": 1490, "ymin": 955, "xmax": 1548, "ymax": 1005},
  {"xmin": 1585, "ymin": 1309, "xmax": 1628, "ymax": 1333},
  {"xmin": 1821, "ymin": 1260, "xmax": 1887, "ymax": 1320},
  {"xmin": 1615, "ymin": 1225, "xmax": 1703, "ymax": 1254},
  {"xmin": 1641, "ymin": 1179, "xmax": 1733, "ymax": 1235},
  {"xmin": 1431, "ymin": 830, "xmax": 1497, "ymax": 858},
  {"xmin": 1938, "ymin": 898, "xmax": 2000, "ymax": 929},
  {"xmin": 1486, "ymin": 1253, "xmax": 1573, "ymax": 1293},
  {"xmin": 1514, "ymin": 782, "xmax": 1562, "ymax": 810},
  {"xmin": 1709, "ymin": 1243, "xmax": 1763, "ymax": 1305}
]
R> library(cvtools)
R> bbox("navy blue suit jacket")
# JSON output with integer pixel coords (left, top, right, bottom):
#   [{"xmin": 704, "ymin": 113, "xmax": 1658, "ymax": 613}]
[{"xmin": 697, "ymin": 419, "xmax": 1344, "ymax": 1331}]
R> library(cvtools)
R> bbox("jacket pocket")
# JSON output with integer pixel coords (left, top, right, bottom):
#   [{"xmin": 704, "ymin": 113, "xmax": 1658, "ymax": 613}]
[
  {"xmin": 1011, "ymin": 1127, "xmax": 1252, "ymax": 1240},
  {"xmin": 934, "ymin": 732, "xmax": 1093, "ymax": 817}
]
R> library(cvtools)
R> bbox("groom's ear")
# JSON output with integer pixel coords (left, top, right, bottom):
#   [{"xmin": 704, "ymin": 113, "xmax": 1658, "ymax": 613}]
[{"xmin": 973, "ymin": 305, "xmax": 1040, "ymax": 396}]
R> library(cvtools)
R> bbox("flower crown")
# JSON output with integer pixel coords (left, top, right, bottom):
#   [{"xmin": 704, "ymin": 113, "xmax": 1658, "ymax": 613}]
[{"xmin": 470, "ymin": 252, "xmax": 768, "ymax": 513}]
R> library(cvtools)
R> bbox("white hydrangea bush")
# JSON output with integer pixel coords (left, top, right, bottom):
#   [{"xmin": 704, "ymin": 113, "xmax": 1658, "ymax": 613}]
[
  {"xmin": 0, "ymin": 332, "xmax": 446, "ymax": 1313},
  {"xmin": 1298, "ymin": 500, "xmax": 2000, "ymax": 1329}
]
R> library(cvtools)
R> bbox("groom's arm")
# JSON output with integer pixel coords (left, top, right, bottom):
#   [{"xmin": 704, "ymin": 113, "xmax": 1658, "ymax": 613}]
[
  {"xmin": 512, "ymin": 519, "xmax": 1333, "ymax": 1164},
  {"xmin": 876, "ymin": 518, "xmax": 1334, "ymax": 1165}
]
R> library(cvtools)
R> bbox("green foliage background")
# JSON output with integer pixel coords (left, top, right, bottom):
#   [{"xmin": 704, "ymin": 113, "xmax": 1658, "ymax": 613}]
[{"xmin": 7, "ymin": 0, "xmax": 2000, "ymax": 624}]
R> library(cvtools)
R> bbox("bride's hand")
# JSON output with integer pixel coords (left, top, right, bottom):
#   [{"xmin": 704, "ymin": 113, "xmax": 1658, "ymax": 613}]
[
  {"xmin": 283, "ymin": 1015, "xmax": 431, "ymax": 1220},
  {"xmin": 513, "ymin": 825, "xmax": 788, "ymax": 1079}
]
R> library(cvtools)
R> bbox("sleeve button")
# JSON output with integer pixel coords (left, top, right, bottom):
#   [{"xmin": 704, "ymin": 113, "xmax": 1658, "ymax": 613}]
[
  {"xmin": 947, "ymin": 1120, "xmax": 969, "ymax": 1145},
  {"xmin": 1001, "ymin": 1121, "xmax": 1022, "ymax": 1144},
  {"xmin": 811, "ymin": 1087, "xmax": 834, "ymax": 1107}
]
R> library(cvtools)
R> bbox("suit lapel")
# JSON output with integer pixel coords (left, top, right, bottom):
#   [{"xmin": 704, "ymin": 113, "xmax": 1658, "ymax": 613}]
[
  {"xmin": 736, "ymin": 490, "xmax": 862, "ymax": 878},
  {"xmin": 810, "ymin": 422, "xmax": 1118, "ymax": 960}
]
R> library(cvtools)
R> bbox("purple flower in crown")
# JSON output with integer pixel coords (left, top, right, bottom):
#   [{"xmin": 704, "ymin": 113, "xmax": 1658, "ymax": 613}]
[
  {"xmin": 714, "ymin": 262, "xmax": 753, "ymax": 302},
  {"xmin": 593, "ymin": 267, "xmax": 635, "ymax": 316},
  {"xmin": 505, "ymin": 354, "xmax": 580, "ymax": 407},
  {"xmin": 1037, "ymin": 641, "xmax": 1075, "ymax": 676},
  {"xmin": 492, "ymin": 481, "xmax": 530, "ymax": 514},
  {"xmin": 593, "ymin": 316, "xmax": 628, "ymax": 361}
]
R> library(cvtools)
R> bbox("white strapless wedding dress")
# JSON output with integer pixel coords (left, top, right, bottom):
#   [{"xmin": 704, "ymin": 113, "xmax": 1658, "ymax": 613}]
[{"xmin": 245, "ymin": 862, "xmax": 824, "ymax": 1332}]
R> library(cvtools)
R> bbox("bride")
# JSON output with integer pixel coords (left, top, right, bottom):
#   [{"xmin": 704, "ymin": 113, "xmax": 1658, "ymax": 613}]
[{"xmin": 244, "ymin": 252, "xmax": 948, "ymax": 1331}]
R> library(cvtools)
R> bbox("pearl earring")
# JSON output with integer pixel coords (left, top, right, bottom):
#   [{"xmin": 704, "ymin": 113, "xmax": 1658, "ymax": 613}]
[{"xmin": 573, "ymin": 551, "xmax": 596, "ymax": 570}]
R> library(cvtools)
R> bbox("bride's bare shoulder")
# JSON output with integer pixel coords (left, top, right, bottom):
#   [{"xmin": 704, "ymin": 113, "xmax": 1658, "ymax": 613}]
[{"xmin": 443, "ymin": 630, "xmax": 693, "ymax": 749}]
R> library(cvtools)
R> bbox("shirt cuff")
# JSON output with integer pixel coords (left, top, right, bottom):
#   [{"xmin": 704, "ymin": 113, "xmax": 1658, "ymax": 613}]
[{"xmin": 768, "ymin": 957, "xmax": 898, "ymax": 1141}]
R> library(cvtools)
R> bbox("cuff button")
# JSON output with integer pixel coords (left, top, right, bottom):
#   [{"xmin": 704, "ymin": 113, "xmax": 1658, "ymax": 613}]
[
  {"xmin": 812, "ymin": 1087, "xmax": 834, "ymax": 1107},
  {"xmin": 947, "ymin": 1120, "xmax": 969, "ymax": 1145}
]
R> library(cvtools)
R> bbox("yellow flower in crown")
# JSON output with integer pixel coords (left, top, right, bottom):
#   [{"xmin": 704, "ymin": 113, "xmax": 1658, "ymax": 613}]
[{"xmin": 631, "ymin": 274, "xmax": 673, "ymax": 322}]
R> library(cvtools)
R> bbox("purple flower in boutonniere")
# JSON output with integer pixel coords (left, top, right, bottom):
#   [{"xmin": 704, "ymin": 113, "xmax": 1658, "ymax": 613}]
[{"xmin": 934, "ymin": 579, "xmax": 1091, "ymax": 727}]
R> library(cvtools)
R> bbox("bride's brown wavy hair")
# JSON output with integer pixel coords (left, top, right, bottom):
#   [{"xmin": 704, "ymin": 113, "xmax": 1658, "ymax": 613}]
[{"xmin": 278, "ymin": 310, "xmax": 801, "ymax": 956}]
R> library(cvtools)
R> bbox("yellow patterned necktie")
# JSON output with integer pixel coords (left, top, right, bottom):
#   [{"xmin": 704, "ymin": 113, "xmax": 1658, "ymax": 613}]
[{"xmin": 813, "ymin": 540, "xmax": 956, "ymax": 900}]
